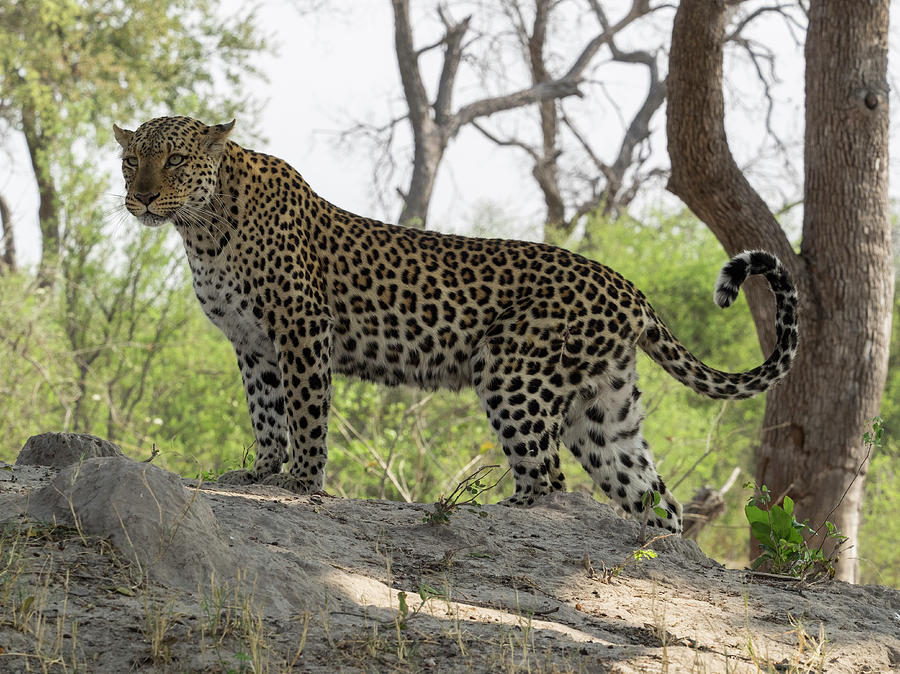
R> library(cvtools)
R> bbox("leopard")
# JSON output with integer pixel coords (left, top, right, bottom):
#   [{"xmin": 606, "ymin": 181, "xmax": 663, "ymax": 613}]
[{"xmin": 113, "ymin": 115, "xmax": 799, "ymax": 534}]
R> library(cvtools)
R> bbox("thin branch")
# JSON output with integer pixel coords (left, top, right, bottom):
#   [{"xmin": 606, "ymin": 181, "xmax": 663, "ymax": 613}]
[
  {"xmin": 331, "ymin": 408, "xmax": 413, "ymax": 503},
  {"xmin": 450, "ymin": 77, "xmax": 581, "ymax": 136},
  {"xmin": 724, "ymin": 4, "xmax": 796, "ymax": 42},
  {"xmin": 471, "ymin": 120, "xmax": 538, "ymax": 159}
]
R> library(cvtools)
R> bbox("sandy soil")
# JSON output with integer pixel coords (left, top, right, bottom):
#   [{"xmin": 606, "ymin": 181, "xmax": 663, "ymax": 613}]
[{"xmin": 0, "ymin": 441, "xmax": 898, "ymax": 673}]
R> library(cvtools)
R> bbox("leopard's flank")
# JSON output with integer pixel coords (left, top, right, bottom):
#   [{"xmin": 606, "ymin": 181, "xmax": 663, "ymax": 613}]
[{"xmin": 114, "ymin": 116, "xmax": 799, "ymax": 533}]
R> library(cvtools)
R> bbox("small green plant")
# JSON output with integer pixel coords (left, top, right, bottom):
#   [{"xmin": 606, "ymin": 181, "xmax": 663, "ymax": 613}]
[
  {"xmin": 602, "ymin": 534, "xmax": 670, "ymax": 582},
  {"xmin": 632, "ymin": 547, "xmax": 659, "ymax": 563},
  {"xmin": 744, "ymin": 483, "xmax": 847, "ymax": 578},
  {"xmin": 642, "ymin": 490, "xmax": 669, "ymax": 520},
  {"xmin": 862, "ymin": 416, "xmax": 884, "ymax": 451},
  {"xmin": 394, "ymin": 583, "xmax": 446, "ymax": 630},
  {"xmin": 227, "ymin": 651, "xmax": 253, "ymax": 674},
  {"xmin": 743, "ymin": 418, "xmax": 884, "ymax": 579},
  {"xmin": 199, "ymin": 571, "xmax": 270, "ymax": 672},
  {"xmin": 423, "ymin": 465, "xmax": 506, "ymax": 525},
  {"xmin": 639, "ymin": 489, "xmax": 670, "ymax": 542},
  {"xmin": 199, "ymin": 442, "xmax": 256, "ymax": 481}
]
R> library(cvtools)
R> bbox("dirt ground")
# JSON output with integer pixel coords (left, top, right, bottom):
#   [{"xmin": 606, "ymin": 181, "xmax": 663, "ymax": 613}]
[{"xmin": 0, "ymin": 444, "xmax": 898, "ymax": 673}]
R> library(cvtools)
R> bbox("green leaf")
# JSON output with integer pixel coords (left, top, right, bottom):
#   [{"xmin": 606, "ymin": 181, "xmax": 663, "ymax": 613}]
[
  {"xmin": 750, "ymin": 521, "xmax": 775, "ymax": 547},
  {"xmin": 782, "ymin": 495, "xmax": 794, "ymax": 515},
  {"xmin": 769, "ymin": 506, "xmax": 795, "ymax": 541},
  {"xmin": 21, "ymin": 596, "xmax": 34, "ymax": 613},
  {"xmin": 419, "ymin": 583, "xmax": 442, "ymax": 601},
  {"xmin": 744, "ymin": 504, "xmax": 770, "ymax": 527}
]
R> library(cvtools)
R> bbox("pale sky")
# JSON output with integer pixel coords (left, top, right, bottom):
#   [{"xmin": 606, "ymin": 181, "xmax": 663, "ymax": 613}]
[{"xmin": 2, "ymin": 1, "xmax": 898, "ymax": 268}]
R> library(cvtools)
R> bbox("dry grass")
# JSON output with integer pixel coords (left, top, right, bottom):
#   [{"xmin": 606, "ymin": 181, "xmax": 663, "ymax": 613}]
[{"xmin": 0, "ymin": 522, "xmax": 89, "ymax": 672}]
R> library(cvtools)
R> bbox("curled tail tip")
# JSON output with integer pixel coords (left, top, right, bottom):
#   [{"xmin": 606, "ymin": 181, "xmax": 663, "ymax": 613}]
[{"xmin": 714, "ymin": 250, "xmax": 781, "ymax": 308}]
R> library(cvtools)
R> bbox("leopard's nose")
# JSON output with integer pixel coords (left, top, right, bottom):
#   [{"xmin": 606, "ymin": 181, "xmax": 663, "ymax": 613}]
[{"xmin": 134, "ymin": 191, "xmax": 159, "ymax": 206}]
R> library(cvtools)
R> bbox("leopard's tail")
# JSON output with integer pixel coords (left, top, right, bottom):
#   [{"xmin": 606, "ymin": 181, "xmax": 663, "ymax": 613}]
[{"xmin": 637, "ymin": 250, "xmax": 798, "ymax": 400}]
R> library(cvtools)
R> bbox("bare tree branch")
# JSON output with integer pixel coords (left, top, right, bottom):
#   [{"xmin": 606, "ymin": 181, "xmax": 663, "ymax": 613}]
[
  {"xmin": 450, "ymin": 78, "xmax": 581, "ymax": 135},
  {"xmin": 434, "ymin": 12, "xmax": 472, "ymax": 126},
  {"xmin": 471, "ymin": 121, "xmax": 538, "ymax": 159},
  {"xmin": 386, "ymin": 0, "xmax": 653, "ymax": 227}
]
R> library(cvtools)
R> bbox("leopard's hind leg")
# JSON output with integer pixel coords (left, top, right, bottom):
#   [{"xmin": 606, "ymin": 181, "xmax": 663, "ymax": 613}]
[
  {"xmin": 472, "ymin": 321, "xmax": 575, "ymax": 505},
  {"xmin": 561, "ymin": 352, "xmax": 683, "ymax": 533}
]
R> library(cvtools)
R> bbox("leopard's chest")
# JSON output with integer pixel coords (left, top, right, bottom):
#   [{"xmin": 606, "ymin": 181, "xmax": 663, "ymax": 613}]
[{"xmin": 188, "ymin": 256, "xmax": 262, "ymax": 345}]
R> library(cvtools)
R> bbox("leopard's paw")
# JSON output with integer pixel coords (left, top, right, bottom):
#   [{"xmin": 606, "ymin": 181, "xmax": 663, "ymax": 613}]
[
  {"xmin": 498, "ymin": 494, "xmax": 535, "ymax": 507},
  {"xmin": 216, "ymin": 469, "xmax": 257, "ymax": 485},
  {"xmin": 260, "ymin": 473, "xmax": 317, "ymax": 494}
]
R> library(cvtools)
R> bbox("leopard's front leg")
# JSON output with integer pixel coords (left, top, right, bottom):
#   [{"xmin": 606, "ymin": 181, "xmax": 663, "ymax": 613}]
[
  {"xmin": 260, "ymin": 314, "xmax": 333, "ymax": 494},
  {"xmin": 218, "ymin": 338, "xmax": 290, "ymax": 485}
]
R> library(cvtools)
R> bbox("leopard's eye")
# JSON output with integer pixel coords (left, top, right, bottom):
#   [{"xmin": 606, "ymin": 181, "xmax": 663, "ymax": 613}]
[
  {"xmin": 166, "ymin": 154, "xmax": 185, "ymax": 167},
  {"xmin": 123, "ymin": 156, "xmax": 138, "ymax": 168}
]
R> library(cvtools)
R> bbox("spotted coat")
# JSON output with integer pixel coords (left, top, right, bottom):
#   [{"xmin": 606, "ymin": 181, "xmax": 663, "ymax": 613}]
[{"xmin": 114, "ymin": 116, "xmax": 800, "ymax": 533}]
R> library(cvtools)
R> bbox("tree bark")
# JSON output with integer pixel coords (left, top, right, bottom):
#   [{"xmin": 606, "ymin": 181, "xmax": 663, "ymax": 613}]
[
  {"xmin": 22, "ymin": 107, "xmax": 60, "ymax": 287},
  {"xmin": 667, "ymin": 0, "xmax": 891, "ymax": 583},
  {"xmin": 527, "ymin": 0, "xmax": 565, "ymax": 232},
  {"xmin": 0, "ymin": 194, "xmax": 16, "ymax": 272}
]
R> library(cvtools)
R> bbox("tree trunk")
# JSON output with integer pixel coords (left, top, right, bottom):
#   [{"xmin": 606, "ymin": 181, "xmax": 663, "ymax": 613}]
[
  {"xmin": 22, "ymin": 107, "xmax": 60, "ymax": 287},
  {"xmin": 666, "ymin": 0, "xmax": 891, "ymax": 582},
  {"xmin": 769, "ymin": 0, "xmax": 891, "ymax": 583},
  {"xmin": 527, "ymin": 0, "xmax": 566, "ymax": 235},
  {"xmin": 398, "ymin": 127, "xmax": 446, "ymax": 228},
  {"xmin": 0, "ymin": 194, "xmax": 16, "ymax": 272}
]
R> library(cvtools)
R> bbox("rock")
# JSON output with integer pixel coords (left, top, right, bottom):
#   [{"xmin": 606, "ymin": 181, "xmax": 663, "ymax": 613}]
[
  {"xmin": 25, "ymin": 456, "xmax": 234, "ymax": 589},
  {"xmin": 16, "ymin": 432, "xmax": 124, "ymax": 468}
]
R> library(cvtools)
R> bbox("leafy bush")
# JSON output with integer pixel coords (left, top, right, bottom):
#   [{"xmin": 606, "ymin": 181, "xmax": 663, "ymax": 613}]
[{"xmin": 744, "ymin": 484, "xmax": 846, "ymax": 578}]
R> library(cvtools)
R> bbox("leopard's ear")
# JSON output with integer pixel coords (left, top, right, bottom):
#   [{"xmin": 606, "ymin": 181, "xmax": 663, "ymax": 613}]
[
  {"xmin": 202, "ymin": 119, "xmax": 235, "ymax": 156},
  {"xmin": 113, "ymin": 124, "xmax": 134, "ymax": 149}
]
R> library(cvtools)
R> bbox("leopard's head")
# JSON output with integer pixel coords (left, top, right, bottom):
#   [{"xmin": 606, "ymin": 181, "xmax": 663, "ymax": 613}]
[{"xmin": 113, "ymin": 116, "xmax": 234, "ymax": 227}]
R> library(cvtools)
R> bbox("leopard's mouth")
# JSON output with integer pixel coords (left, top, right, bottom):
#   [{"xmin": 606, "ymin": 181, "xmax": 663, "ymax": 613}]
[
  {"xmin": 135, "ymin": 211, "xmax": 171, "ymax": 228},
  {"xmin": 126, "ymin": 201, "xmax": 180, "ymax": 228}
]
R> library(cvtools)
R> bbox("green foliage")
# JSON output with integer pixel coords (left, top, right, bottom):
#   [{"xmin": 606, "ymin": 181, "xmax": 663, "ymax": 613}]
[
  {"xmin": 862, "ymin": 416, "xmax": 884, "ymax": 453},
  {"xmin": 0, "ymin": 0, "xmax": 267, "ymax": 280},
  {"xmin": 326, "ymin": 379, "xmax": 501, "ymax": 503},
  {"xmin": 0, "ymin": 0, "xmax": 266, "ymax": 139},
  {"xmin": 642, "ymin": 490, "xmax": 668, "ymax": 521},
  {"xmin": 859, "ymin": 261, "xmax": 900, "ymax": 586},
  {"xmin": 632, "ymin": 548, "xmax": 658, "ymax": 563},
  {"xmin": 744, "ymin": 483, "xmax": 847, "ymax": 579},
  {"xmin": 0, "ymin": 260, "xmax": 252, "ymax": 477},
  {"xmin": 858, "ymin": 415, "xmax": 898, "ymax": 586},
  {"xmin": 423, "ymin": 465, "xmax": 505, "ymax": 525}
]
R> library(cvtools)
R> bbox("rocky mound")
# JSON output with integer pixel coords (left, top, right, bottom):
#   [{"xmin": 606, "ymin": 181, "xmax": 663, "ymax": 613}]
[{"xmin": 0, "ymin": 433, "xmax": 897, "ymax": 672}]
